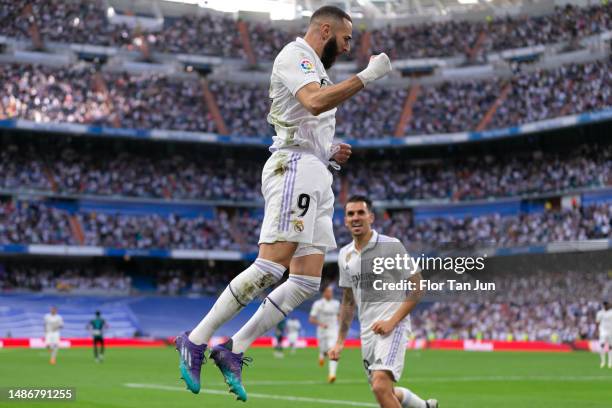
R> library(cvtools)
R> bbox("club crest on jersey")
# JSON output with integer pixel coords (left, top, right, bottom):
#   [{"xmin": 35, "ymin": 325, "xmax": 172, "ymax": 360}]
[
  {"xmin": 300, "ymin": 59, "xmax": 315, "ymax": 74},
  {"xmin": 292, "ymin": 219, "xmax": 305, "ymax": 233}
]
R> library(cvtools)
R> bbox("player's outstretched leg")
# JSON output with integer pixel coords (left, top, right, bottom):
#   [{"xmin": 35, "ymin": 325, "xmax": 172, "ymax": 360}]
[
  {"xmin": 210, "ymin": 339, "xmax": 252, "ymax": 402},
  {"xmin": 395, "ymin": 386, "xmax": 438, "ymax": 408},
  {"xmin": 175, "ymin": 331, "xmax": 207, "ymax": 394}
]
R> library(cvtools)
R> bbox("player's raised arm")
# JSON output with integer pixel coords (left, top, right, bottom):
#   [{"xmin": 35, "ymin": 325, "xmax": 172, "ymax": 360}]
[
  {"xmin": 296, "ymin": 53, "xmax": 392, "ymax": 116},
  {"xmin": 279, "ymin": 6, "xmax": 391, "ymax": 116}
]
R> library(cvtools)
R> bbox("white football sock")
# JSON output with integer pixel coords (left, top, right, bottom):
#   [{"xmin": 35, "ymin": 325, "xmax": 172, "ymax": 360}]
[
  {"xmin": 231, "ymin": 275, "xmax": 320, "ymax": 354},
  {"xmin": 329, "ymin": 359, "xmax": 338, "ymax": 377},
  {"xmin": 51, "ymin": 347, "xmax": 58, "ymax": 360},
  {"xmin": 396, "ymin": 387, "xmax": 427, "ymax": 408},
  {"xmin": 188, "ymin": 259, "xmax": 285, "ymax": 345}
]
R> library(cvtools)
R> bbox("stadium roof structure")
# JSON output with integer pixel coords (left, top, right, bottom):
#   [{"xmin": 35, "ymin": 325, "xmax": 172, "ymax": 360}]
[{"xmin": 158, "ymin": 0, "xmax": 593, "ymax": 20}]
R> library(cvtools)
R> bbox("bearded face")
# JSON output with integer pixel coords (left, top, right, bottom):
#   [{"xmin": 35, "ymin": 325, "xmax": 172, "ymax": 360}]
[{"xmin": 321, "ymin": 36, "xmax": 341, "ymax": 69}]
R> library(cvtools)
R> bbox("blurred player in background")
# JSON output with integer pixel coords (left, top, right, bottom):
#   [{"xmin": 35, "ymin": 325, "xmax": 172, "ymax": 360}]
[
  {"xmin": 273, "ymin": 319, "xmax": 286, "ymax": 358},
  {"xmin": 286, "ymin": 317, "xmax": 301, "ymax": 354},
  {"xmin": 596, "ymin": 301, "xmax": 612, "ymax": 368},
  {"xmin": 310, "ymin": 285, "xmax": 340, "ymax": 382},
  {"xmin": 44, "ymin": 306, "xmax": 63, "ymax": 365},
  {"xmin": 175, "ymin": 4, "xmax": 392, "ymax": 401},
  {"xmin": 329, "ymin": 196, "xmax": 438, "ymax": 408},
  {"xmin": 88, "ymin": 310, "xmax": 108, "ymax": 363}
]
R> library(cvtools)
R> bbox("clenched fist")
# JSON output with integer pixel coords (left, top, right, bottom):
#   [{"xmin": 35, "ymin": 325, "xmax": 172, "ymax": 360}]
[
  {"xmin": 356, "ymin": 53, "xmax": 393, "ymax": 87},
  {"xmin": 331, "ymin": 142, "xmax": 352, "ymax": 165}
]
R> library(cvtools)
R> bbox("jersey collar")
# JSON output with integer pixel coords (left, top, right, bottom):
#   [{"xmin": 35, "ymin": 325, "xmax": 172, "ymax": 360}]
[{"xmin": 351, "ymin": 230, "xmax": 379, "ymax": 254}]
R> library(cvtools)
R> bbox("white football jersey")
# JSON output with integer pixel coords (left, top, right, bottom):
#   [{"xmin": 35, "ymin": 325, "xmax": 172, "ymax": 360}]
[
  {"xmin": 268, "ymin": 37, "xmax": 337, "ymax": 165},
  {"xmin": 596, "ymin": 309, "xmax": 612, "ymax": 334},
  {"xmin": 286, "ymin": 318, "xmax": 301, "ymax": 336},
  {"xmin": 310, "ymin": 297, "xmax": 340, "ymax": 337},
  {"xmin": 338, "ymin": 230, "xmax": 412, "ymax": 342},
  {"xmin": 44, "ymin": 313, "xmax": 63, "ymax": 334}
]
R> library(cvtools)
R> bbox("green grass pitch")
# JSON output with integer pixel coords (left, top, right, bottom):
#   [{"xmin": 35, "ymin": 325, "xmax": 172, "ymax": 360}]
[{"xmin": 0, "ymin": 347, "xmax": 610, "ymax": 407}]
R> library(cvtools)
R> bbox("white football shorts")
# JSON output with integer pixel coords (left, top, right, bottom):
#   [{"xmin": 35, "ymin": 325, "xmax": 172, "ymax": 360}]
[
  {"xmin": 259, "ymin": 150, "xmax": 336, "ymax": 257},
  {"xmin": 45, "ymin": 332, "xmax": 61, "ymax": 347},
  {"xmin": 361, "ymin": 320, "xmax": 410, "ymax": 383}
]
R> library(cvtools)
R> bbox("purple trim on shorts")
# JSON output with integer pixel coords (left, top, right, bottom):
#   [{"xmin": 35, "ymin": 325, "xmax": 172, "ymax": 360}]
[
  {"xmin": 385, "ymin": 322, "xmax": 404, "ymax": 366},
  {"xmin": 278, "ymin": 153, "xmax": 296, "ymax": 233},
  {"xmin": 285, "ymin": 154, "xmax": 300, "ymax": 231},
  {"xmin": 280, "ymin": 154, "xmax": 300, "ymax": 232}
]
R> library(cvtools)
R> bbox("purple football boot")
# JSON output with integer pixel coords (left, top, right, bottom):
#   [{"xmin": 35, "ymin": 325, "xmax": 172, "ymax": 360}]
[
  {"xmin": 175, "ymin": 331, "xmax": 207, "ymax": 394},
  {"xmin": 210, "ymin": 340, "xmax": 253, "ymax": 402}
]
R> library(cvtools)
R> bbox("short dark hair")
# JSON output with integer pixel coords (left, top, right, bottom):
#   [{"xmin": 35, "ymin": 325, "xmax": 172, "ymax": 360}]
[
  {"xmin": 310, "ymin": 6, "xmax": 352, "ymax": 24},
  {"xmin": 345, "ymin": 195, "xmax": 373, "ymax": 212}
]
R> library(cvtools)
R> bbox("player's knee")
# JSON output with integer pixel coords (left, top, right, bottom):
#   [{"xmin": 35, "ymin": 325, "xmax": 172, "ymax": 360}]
[
  {"xmin": 370, "ymin": 372, "xmax": 394, "ymax": 398},
  {"xmin": 288, "ymin": 274, "xmax": 320, "ymax": 299},
  {"xmin": 230, "ymin": 258, "xmax": 286, "ymax": 305}
]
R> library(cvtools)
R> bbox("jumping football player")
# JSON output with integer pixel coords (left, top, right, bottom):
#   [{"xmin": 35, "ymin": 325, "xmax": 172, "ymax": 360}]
[
  {"xmin": 175, "ymin": 5, "xmax": 392, "ymax": 401},
  {"xmin": 329, "ymin": 196, "xmax": 438, "ymax": 408}
]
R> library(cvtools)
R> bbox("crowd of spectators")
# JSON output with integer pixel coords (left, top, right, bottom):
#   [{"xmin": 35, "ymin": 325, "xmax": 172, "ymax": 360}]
[
  {"xmin": 0, "ymin": 200, "xmax": 76, "ymax": 245},
  {"xmin": 208, "ymin": 81, "xmax": 272, "ymax": 137},
  {"xmin": 405, "ymin": 79, "xmax": 501, "ymax": 135},
  {"xmin": 0, "ymin": 264, "xmax": 130, "ymax": 293},
  {"xmin": 380, "ymin": 203, "xmax": 611, "ymax": 250},
  {"xmin": 76, "ymin": 209, "xmax": 257, "ymax": 251},
  {"xmin": 368, "ymin": 4, "xmax": 610, "ymax": 59},
  {"xmin": 2, "ymin": 140, "xmax": 609, "ymax": 203},
  {"xmin": 345, "ymin": 143, "xmax": 612, "ymax": 201},
  {"xmin": 0, "ymin": 142, "xmax": 263, "ymax": 201},
  {"xmin": 148, "ymin": 14, "xmax": 243, "ymax": 58},
  {"xmin": 104, "ymin": 72, "xmax": 215, "ymax": 132},
  {"xmin": 491, "ymin": 59, "xmax": 612, "ymax": 129},
  {"xmin": 2, "ymin": 58, "xmax": 609, "ymax": 137},
  {"xmin": 335, "ymin": 86, "xmax": 407, "ymax": 139},
  {"xmin": 0, "ymin": 0, "xmax": 132, "ymax": 47},
  {"xmin": 1, "ymin": 199, "xmax": 610, "ymax": 251},
  {"xmin": 2, "ymin": 2, "xmax": 608, "ymax": 60},
  {"xmin": 412, "ymin": 269, "xmax": 610, "ymax": 341}
]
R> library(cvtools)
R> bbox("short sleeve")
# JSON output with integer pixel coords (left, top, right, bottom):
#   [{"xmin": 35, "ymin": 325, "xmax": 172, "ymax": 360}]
[
  {"xmin": 275, "ymin": 47, "xmax": 320, "ymax": 96},
  {"xmin": 338, "ymin": 251, "xmax": 351, "ymax": 288},
  {"xmin": 310, "ymin": 301, "xmax": 320, "ymax": 317}
]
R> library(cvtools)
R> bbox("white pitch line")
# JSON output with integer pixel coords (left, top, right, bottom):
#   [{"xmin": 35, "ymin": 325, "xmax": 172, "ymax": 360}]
[
  {"xmin": 124, "ymin": 383, "xmax": 378, "ymax": 407},
  {"xmin": 165, "ymin": 374, "xmax": 612, "ymax": 387}
]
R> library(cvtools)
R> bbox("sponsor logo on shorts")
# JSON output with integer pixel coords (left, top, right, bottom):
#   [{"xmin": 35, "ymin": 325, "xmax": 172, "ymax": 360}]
[
  {"xmin": 300, "ymin": 59, "xmax": 315, "ymax": 74},
  {"xmin": 293, "ymin": 219, "xmax": 305, "ymax": 233}
]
